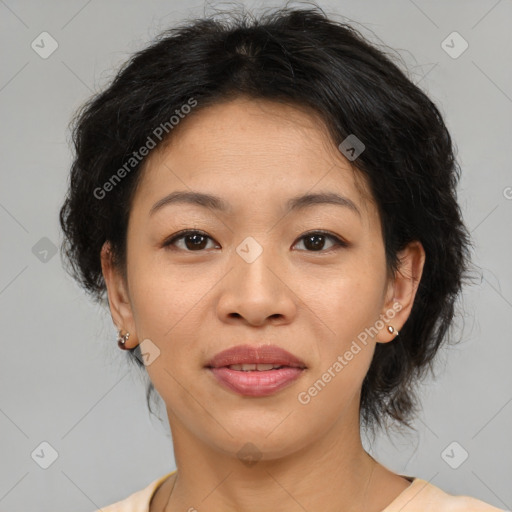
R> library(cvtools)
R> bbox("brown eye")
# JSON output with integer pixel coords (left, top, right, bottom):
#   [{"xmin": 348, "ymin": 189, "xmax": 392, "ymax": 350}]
[
  {"xmin": 163, "ymin": 230, "xmax": 217, "ymax": 251},
  {"xmin": 293, "ymin": 231, "xmax": 348, "ymax": 252},
  {"xmin": 163, "ymin": 229, "xmax": 347, "ymax": 253}
]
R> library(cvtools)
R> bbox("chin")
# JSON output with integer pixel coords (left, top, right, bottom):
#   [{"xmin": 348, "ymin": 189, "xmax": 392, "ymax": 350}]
[{"xmin": 204, "ymin": 422, "xmax": 310, "ymax": 464}]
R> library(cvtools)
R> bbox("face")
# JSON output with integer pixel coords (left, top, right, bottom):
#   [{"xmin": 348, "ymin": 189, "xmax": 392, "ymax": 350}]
[{"xmin": 102, "ymin": 97, "xmax": 423, "ymax": 462}]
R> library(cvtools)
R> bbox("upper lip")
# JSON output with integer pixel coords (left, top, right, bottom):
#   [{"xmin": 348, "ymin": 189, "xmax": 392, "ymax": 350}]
[{"xmin": 206, "ymin": 344, "xmax": 307, "ymax": 369}]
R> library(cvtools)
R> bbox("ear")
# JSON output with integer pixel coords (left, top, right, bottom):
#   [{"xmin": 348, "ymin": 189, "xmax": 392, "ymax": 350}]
[
  {"xmin": 100, "ymin": 241, "xmax": 138, "ymax": 349},
  {"xmin": 376, "ymin": 240, "xmax": 426, "ymax": 343}
]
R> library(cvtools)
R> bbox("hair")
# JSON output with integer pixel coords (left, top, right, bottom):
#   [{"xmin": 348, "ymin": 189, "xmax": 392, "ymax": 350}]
[{"xmin": 59, "ymin": 2, "xmax": 472, "ymax": 434}]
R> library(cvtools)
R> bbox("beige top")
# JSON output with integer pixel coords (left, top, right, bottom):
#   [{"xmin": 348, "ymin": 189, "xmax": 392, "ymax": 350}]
[{"xmin": 95, "ymin": 471, "xmax": 505, "ymax": 511}]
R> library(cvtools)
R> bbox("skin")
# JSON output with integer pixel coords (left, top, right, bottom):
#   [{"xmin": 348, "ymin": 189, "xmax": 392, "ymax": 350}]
[{"xmin": 101, "ymin": 97, "xmax": 425, "ymax": 512}]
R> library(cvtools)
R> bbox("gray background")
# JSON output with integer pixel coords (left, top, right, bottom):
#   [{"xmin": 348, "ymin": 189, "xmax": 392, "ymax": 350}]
[{"xmin": 1, "ymin": 0, "xmax": 511, "ymax": 510}]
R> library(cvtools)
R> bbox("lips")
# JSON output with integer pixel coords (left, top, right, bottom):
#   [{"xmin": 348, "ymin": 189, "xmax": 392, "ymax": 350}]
[
  {"xmin": 206, "ymin": 344, "xmax": 307, "ymax": 369},
  {"xmin": 206, "ymin": 345, "xmax": 307, "ymax": 397}
]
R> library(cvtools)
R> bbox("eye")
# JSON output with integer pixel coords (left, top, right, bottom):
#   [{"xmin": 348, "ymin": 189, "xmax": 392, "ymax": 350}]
[
  {"xmin": 162, "ymin": 229, "xmax": 348, "ymax": 253},
  {"xmin": 162, "ymin": 230, "xmax": 219, "ymax": 251},
  {"xmin": 293, "ymin": 231, "xmax": 348, "ymax": 252}
]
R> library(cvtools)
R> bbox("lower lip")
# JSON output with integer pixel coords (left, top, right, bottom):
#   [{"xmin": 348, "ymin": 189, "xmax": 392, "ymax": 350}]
[{"xmin": 208, "ymin": 367, "xmax": 305, "ymax": 397}]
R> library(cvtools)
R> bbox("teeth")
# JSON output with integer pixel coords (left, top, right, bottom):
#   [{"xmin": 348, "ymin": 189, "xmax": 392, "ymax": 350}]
[
  {"xmin": 228, "ymin": 363, "xmax": 283, "ymax": 371},
  {"xmin": 255, "ymin": 363, "xmax": 278, "ymax": 371}
]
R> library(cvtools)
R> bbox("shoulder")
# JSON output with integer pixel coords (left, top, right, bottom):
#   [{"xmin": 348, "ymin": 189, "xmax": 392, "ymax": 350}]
[
  {"xmin": 383, "ymin": 477, "xmax": 505, "ymax": 511},
  {"xmin": 92, "ymin": 471, "xmax": 176, "ymax": 512}
]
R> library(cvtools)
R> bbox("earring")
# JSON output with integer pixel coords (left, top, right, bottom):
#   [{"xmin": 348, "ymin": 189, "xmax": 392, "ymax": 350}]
[
  {"xmin": 117, "ymin": 329, "xmax": 131, "ymax": 350},
  {"xmin": 387, "ymin": 325, "xmax": 399, "ymax": 337}
]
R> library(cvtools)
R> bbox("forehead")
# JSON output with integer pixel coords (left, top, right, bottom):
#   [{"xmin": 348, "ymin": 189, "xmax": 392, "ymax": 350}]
[{"xmin": 133, "ymin": 97, "xmax": 375, "ymax": 220}]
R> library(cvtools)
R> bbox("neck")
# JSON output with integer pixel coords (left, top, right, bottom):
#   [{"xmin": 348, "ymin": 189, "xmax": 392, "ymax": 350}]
[{"xmin": 161, "ymin": 404, "xmax": 406, "ymax": 512}]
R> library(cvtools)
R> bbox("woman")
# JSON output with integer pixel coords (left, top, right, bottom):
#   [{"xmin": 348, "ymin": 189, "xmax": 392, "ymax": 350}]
[{"xmin": 59, "ymin": 5, "xmax": 503, "ymax": 511}]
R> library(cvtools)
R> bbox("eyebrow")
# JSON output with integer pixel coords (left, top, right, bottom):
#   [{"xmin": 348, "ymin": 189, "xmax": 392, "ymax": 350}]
[{"xmin": 149, "ymin": 190, "xmax": 361, "ymax": 217}]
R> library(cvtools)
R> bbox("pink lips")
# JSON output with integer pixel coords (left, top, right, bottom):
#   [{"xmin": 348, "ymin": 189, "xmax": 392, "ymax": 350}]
[{"xmin": 206, "ymin": 345, "xmax": 307, "ymax": 397}]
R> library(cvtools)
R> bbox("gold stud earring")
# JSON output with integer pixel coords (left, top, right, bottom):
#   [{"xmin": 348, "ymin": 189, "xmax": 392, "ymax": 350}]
[
  {"xmin": 387, "ymin": 325, "xmax": 399, "ymax": 336},
  {"xmin": 117, "ymin": 329, "xmax": 131, "ymax": 350}
]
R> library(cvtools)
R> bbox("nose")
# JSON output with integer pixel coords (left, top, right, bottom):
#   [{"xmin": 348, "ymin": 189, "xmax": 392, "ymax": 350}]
[{"xmin": 216, "ymin": 247, "xmax": 297, "ymax": 327}]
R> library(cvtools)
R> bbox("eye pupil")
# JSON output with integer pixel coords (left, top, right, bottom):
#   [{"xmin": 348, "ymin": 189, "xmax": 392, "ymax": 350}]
[
  {"xmin": 186, "ymin": 234, "xmax": 207, "ymax": 250},
  {"xmin": 305, "ymin": 234, "xmax": 325, "ymax": 251}
]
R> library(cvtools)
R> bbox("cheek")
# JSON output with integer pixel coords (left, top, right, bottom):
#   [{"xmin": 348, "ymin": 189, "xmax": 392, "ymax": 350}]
[
  {"xmin": 300, "ymin": 262, "xmax": 387, "ymax": 341},
  {"xmin": 127, "ymin": 249, "xmax": 204, "ymax": 337},
  {"xmin": 298, "ymin": 344, "xmax": 375, "ymax": 410},
  {"xmin": 296, "ymin": 285, "xmax": 378, "ymax": 422},
  {"xmin": 126, "ymin": 255, "xmax": 215, "ymax": 387},
  {"xmin": 129, "ymin": 267, "xmax": 204, "ymax": 409}
]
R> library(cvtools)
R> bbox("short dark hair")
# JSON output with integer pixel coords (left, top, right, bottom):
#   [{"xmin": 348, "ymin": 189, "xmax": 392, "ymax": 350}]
[{"xmin": 59, "ymin": 3, "xmax": 471, "ymax": 433}]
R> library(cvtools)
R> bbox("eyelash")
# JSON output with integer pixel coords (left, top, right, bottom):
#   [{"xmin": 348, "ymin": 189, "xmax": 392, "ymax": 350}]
[{"xmin": 162, "ymin": 229, "xmax": 348, "ymax": 253}]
